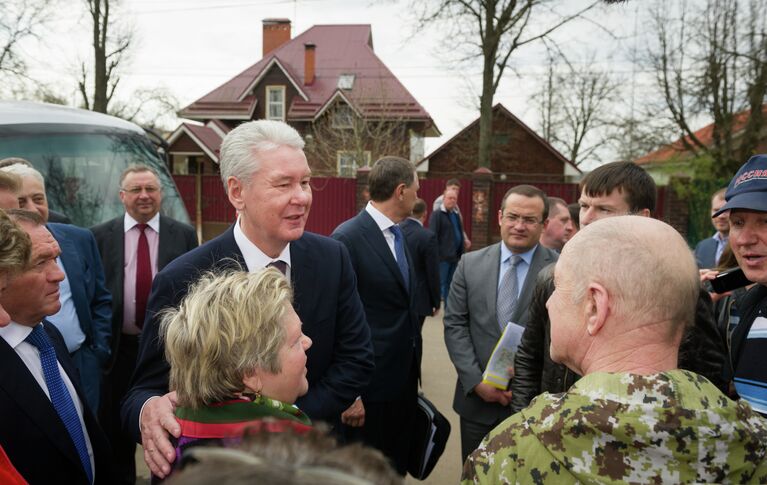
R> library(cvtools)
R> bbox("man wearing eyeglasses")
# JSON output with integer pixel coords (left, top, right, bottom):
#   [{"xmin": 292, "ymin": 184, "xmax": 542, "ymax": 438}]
[
  {"xmin": 91, "ymin": 165, "xmax": 197, "ymax": 485},
  {"xmin": 444, "ymin": 184, "xmax": 558, "ymax": 461}
]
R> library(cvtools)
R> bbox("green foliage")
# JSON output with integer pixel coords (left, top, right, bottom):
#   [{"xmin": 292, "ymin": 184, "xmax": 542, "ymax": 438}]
[{"xmin": 666, "ymin": 154, "xmax": 729, "ymax": 245}]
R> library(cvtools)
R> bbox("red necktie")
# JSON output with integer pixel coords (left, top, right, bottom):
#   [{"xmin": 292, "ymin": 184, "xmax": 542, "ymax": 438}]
[{"xmin": 135, "ymin": 223, "xmax": 152, "ymax": 329}]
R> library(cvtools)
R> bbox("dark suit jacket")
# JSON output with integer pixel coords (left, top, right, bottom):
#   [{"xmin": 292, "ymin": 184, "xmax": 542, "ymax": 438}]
[
  {"xmin": 90, "ymin": 214, "xmax": 198, "ymax": 368},
  {"xmin": 121, "ymin": 226, "xmax": 374, "ymax": 441},
  {"xmin": 694, "ymin": 235, "xmax": 719, "ymax": 269},
  {"xmin": 47, "ymin": 223, "xmax": 113, "ymax": 411},
  {"xmin": 400, "ymin": 218, "xmax": 440, "ymax": 318},
  {"xmin": 0, "ymin": 322, "xmax": 112, "ymax": 484},
  {"xmin": 429, "ymin": 208, "xmax": 464, "ymax": 263},
  {"xmin": 332, "ymin": 211, "xmax": 420, "ymax": 402}
]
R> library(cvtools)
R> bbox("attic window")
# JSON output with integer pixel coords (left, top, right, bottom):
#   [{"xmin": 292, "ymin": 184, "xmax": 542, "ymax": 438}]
[
  {"xmin": 337, "ymin": 74, "xmax": 355, "ymax": 90},
  {"xmin": 332, "ymin": 104, "xmax": 355, "ymax": 129}
]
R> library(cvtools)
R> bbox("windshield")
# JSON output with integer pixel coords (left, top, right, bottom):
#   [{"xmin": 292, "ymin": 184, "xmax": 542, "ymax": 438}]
[{"xmin": 0, "ymin": 124, "xmax": 190, "ymax": 227}]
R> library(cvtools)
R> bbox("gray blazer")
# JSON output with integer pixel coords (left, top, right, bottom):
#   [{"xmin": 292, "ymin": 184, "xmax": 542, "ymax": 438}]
[{"xmin": 443, "ymin": 242, "xmax": 558, "ymax": 425}]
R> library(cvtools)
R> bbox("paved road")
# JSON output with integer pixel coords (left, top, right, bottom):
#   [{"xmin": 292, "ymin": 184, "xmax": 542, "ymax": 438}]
[
  {"xmin": 137, "ymin": 309, "xmax": 464, "ymax": 484},
  {"xmin": 406, "ymin": 308, "xmax": 463, "ymax": 484}
]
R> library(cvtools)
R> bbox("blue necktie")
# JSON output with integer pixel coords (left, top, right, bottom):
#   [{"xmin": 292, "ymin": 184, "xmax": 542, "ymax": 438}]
[
  {"xmin": 390, "ymin": 225, "xmax": 410, "ymax": 292},
  {"xmin": 26, "ymin": 324, "xmax": 93, "ymax": 484}
]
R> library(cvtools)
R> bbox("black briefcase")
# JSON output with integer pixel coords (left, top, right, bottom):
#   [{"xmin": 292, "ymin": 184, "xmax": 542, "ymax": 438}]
[{"xmin": 407, "ymin": 392, "xmax": 451, "ymax": 480}]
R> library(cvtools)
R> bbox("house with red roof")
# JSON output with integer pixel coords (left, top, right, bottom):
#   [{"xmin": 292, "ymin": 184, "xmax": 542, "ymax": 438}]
[
  {"xmin": 167, "ymin": 19, "xmax": 439, "ymax": 177},
  {"xmin": 418, "ymin": 104, "xmax": 580, "ymax": 182},
  {"xmin": 634, "ymin": 105, "xmax": 767, "ymax": 184}
]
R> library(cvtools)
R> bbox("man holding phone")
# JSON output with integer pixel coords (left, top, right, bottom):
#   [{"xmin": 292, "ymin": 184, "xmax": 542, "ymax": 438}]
[{"xmin": 712, "ymin": 155, "xmax": 767, "ymax": 416}]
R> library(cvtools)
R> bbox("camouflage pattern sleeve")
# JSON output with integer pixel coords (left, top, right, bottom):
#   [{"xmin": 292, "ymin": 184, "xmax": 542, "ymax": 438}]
[{"xmin": 462, "ymin": 371, "xmax": 767, "ymax": 484}]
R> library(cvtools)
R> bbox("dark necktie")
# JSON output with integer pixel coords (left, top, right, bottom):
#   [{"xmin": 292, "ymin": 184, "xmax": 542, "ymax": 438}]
[
  {"xmin": 390, "ymin": 225, "xmax": 410, "ymax": 291},
  {"xmin": 135, "ymin": 223, "xmax": 152, "ymax": 329},
  {"xmin": 26, "ymin": 325, "xmax": 93, "ymax": 484},
  {"xmin": 497, "ymin": 255, "xmax": 522, "ymax": 328},
  {"xmin": 268, "ymin": 260, "xmax": 287, "ymax": 275}
]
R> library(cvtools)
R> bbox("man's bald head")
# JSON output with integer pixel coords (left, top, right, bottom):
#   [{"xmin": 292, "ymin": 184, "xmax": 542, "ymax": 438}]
[{"xmin": 561, "ymin": 216, "xmax": 698, "ymax": 331}]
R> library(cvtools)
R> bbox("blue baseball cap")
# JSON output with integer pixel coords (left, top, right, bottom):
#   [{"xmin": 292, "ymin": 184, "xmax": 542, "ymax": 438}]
[{"xmin": 713, "ymin": 154, "xmax": 767, "ymax": 217}]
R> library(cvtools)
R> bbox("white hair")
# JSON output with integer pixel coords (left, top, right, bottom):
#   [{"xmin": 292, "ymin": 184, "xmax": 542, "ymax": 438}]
[
  {"xmin": 0, "ymin": 163, "xmax": 45, "ymax": 189},
  {"xmin": 218, "ymin": 120, "xmax": 305, "ymax": 188}
]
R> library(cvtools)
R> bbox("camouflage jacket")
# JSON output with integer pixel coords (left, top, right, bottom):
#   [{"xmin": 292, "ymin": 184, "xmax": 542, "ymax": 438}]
[{"xmin": 463, "ymin": 370, "xmax": 767, "ymax": 484}]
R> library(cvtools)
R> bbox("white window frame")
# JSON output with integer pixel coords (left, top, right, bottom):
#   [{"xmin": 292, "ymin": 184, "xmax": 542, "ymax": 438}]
[
  {"xmin": 266, "ymin": 85, "xmax": 286, "ymax": 121},
  {"xmin": 337, "ymin": 150, "xmax": 371, "ymax": 177}
]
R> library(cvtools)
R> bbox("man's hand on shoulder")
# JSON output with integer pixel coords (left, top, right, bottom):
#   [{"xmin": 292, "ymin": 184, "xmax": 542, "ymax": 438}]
[
  {"xmin": 474, "ymin": 382, "xmax": 512, "ymax": 406},
  {"xmin": 141, "ymin": 392, "xmax": 180, "ymax": 478}
]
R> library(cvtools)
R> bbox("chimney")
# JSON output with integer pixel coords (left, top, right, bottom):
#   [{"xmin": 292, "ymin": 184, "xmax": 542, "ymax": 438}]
[
  {"xmin": 262, "ymin": 19, "xmax": 291, "ymax": 57},
  {"xmin": 304, "ymin": 43, "xmax": 316, "ymax": 85}
]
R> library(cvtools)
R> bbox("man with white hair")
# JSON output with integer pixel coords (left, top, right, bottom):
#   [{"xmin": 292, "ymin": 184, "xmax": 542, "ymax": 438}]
[
  {"xmin": 464, "ymin": 216, "xmax": 767, "ymax": 484},
  {"xmin": 122, "ymin": 120, "xmax": 374, "ymax": 479}
]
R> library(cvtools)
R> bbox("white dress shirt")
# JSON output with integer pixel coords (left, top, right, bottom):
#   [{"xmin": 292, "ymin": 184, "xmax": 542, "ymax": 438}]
[
  {"xmin": 123, "ymin": 212, "xmax": 160, "ymax": 335},
  {"xmin": 365, "ymin": 201, "xmax": 399, "ymax": 261},
  {"xmin": 233, "ymin": 216, "xmax": 292, "ymax": 278}
]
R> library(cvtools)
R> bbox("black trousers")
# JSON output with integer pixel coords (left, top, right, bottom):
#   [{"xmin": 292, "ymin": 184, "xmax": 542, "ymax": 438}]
[
  {"xmin": 344, "ymin": 357, "xmax": 419, "ymax": 476},
  {"xmin": 99, "ymin": 334, "xmax": 139, "ymax": 485}
]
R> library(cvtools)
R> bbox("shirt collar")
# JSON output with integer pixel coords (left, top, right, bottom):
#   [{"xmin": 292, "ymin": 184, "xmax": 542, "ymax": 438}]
[
  {"xmin": 406, "ymin": 216, "xmax": 423, "ymax": 227},
  {"xmin": 0, "ymin": 320, "xmax": 36, "ymax": 348},
  {"xmin": 124, "ymin": 212, "xmax": 160, "ymax": 233},
  {"xmin": 233, "ymin": 216, "xmax": 291, "ymax": 272},
  {"xmin": 713, "ymin": 232, "xmax": 728, "ymax": 243},
  {"xmin": 365, "ymin": 201, "xmax": 398, "ymax": 232},
  {"xmin": 501, "ymin": 242, "xmax": 538, "ymax": 266}
]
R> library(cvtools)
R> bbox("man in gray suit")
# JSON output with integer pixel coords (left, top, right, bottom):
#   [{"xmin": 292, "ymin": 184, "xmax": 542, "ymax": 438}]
[{"xmin": 444, "ymin": 184, "xmax": 558, "ymax": 461}]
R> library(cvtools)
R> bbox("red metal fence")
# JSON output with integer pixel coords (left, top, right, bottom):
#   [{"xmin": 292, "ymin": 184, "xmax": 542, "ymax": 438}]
[
  {"xmin": 174, "ymin": 174, "xmax": 669, "ymax": 244},
  {"xmin": 305, "ymin": 177, "xmax": 357, "ymax": 235}
]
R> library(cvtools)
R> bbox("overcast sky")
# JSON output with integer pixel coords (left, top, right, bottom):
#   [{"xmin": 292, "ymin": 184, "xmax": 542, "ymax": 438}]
[{"xmin": 27, "ymin": 0, "xmax": 643, "ymax": 161}]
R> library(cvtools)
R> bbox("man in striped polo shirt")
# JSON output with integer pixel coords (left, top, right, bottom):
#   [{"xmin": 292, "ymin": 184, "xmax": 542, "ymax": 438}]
[{"xmin": 717, "ymin": 154, "xmax": 767, "ymax": 415}]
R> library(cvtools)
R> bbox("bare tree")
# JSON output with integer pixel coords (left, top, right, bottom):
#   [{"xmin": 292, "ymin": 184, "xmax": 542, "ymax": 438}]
[
  {"xmin": 412, "ymin": 0, "xmax": 600, "ymax": 168},
  {"xmin": 535, "ymin": 53, "xmax": 620, "ymax": 165},
  {"xmin": 0, "ymin": 0, "xmax": 54, "ymax": 87},
  {"xmin": 79, "ymin": 0, "xmax": 132, "ymax": 114},
  {"xmin": 646, "ymin": 0, "xmax": 767, "ymax": 178},
  {"xmin": 304, "ymin": 102, "xmax": 411, "ymax": 176},
  {"xmin": 109, "ymin": 87, "xmax": 181, "ymax": 131}
]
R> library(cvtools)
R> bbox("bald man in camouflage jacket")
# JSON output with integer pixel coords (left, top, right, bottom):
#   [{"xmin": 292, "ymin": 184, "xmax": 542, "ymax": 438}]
[{"xmin": 463, "ymin": 216, "xmax": 767, "ymax": 484}]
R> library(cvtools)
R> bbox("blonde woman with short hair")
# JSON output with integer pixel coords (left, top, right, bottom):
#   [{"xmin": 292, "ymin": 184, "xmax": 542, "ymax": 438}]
[{"xmin": 160, "ymin": 268, "xmax": 312, "ymax": 473}]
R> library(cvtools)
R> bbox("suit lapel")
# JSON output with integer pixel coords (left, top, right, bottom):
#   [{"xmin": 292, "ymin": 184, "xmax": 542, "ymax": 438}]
[
  {"xmin": 0, "ymin": 327, "xmax": 85, "ymax": 473},
  {"xmin": 359, "ymin": 211, "xmax": 409, "ymax": 294},
  {"xmin": 157, "ymin": 215, "xmax": 174, "ymax": 270},
  {"xmin": 49, "ymin": 227, "xmax": 91, "ymax": 336},
  {"xmin": 108, "ymin": 218, "xmax": 125, "ymax": 307},
  {"xmin": 289, "ymin": 235, "xmax": 315, "ymax": 317},
  {"xmin": 511, "ymin": 245, "xmax": 552, "ymax": 324},
  {"xmin": 484, "ymin": 243, "xmax": 502, "ymax": 332}
]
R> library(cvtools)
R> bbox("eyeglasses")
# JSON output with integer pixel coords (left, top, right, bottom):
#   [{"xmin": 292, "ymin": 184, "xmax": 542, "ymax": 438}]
[
  {"xmin": 503, "ymin": 213, "xmax": 542, "ymax": 226},
  {"xmin": 121, "ymin": 186, "xmax": 160, "ymax": 195}
]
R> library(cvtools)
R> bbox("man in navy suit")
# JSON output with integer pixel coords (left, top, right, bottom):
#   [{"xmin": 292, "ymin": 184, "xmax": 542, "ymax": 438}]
[
  {"xmin": 400, "ymin": 198, "xmax": 440, "ymax": 328},
  {"xmin": 0, "ymin": 210, "xmax": 112, "ymax": 484},
  {"xmin": 122, "ymin": 120, "xmax": 374, "ymax": 479},
  {"xmin": 0, "ymin": 162, "xmax": 112, "ymax": 414},
  {"xmin": 694, "ymin": 187, "xmax": 730, "ymax": 269},
  {"xmin": 332, "ymin": 157, "xmax": 421, "ymax": 475}
]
